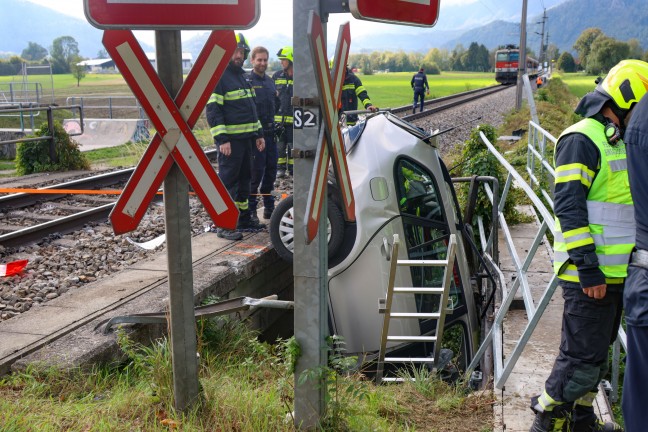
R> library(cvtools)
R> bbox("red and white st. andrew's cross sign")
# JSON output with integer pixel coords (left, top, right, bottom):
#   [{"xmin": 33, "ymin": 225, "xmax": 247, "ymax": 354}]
[
  {"xmin": 304, "ymin": 12, "xmax": 355, "ymax": 244},
  {"xmin": 84, "ymin": 0, "xmax": 260, "ymax": 30},
  {"xmin": 350, "ymin": 0, "xmax": 440, "ymax": 27},
  {"xmin": 104, "ymin": 30, "xmax": 239, "ymax": 234}
]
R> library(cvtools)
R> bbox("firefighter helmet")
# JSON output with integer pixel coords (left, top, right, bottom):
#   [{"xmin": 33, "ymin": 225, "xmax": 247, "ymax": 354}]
[
  {"xmin": 277, "ymin": 46, "xmax": 293, "ymax": 63},
  {"xmin": 576, "ymin": 59, "xmax": 648, "ymax": 118},
  {"xmin": 235, "ymin": 33, "xmax": 250, "ymax": 59}
]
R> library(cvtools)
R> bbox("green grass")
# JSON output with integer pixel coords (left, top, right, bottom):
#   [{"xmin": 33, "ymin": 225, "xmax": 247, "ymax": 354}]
[
  {"xmin": 553, "ymin": 71, "xmax": 600, "ymax": 97},
  {"xmin": 360, "ymin": 71, "xmax": 498, "ymax": 108},
  {"xmin": 0, "ymin": 318, "xmax": 494, "ymax": 431}
]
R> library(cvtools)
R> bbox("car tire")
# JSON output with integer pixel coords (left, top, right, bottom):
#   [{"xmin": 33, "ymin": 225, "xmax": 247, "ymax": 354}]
[{"xmin": 270, "ymin": 195, "xmax": 345, "ymax": 263}]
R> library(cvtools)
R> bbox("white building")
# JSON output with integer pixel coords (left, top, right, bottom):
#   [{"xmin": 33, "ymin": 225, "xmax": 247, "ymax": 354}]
[{"xmin": 146, "ymin": 52, "xmax": 194, "ymax": 73}]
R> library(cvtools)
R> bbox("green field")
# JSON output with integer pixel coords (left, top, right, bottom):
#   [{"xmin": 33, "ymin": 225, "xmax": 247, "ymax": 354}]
[
  {"xmin": 357, "ymin": 71, "xmax": 498, "ymax": 108},
  {"xmin": 1, "ymin": 70, "xmax": 498, "ymax": 109},
  {"xmin": 553, "ymin": 71, "xmax": 600, "ymax": 97}
]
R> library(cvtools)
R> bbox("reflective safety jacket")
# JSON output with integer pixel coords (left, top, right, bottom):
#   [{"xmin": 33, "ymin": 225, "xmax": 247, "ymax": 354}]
[
  {"xmin": 206, "ymin": 62, "xmax": 262, "ymax": 145},
  {"xmin": 247, "ymin": 71, "xmax": 276, "ymax": 131},
  {"xmin": 272, "ymin": 69, "xmax": 293, "ymax": 125},
  {"xmin": 341, "ymin": 68, "xmax": 373, "ymax": 125},
  {"xmin": 553, "ymin": 118, "xmax": 635, "ymax": 286}
]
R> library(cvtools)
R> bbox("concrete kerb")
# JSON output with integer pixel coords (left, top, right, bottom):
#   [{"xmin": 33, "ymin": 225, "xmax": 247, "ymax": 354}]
[{"xmin": 1, "ymin": 231, "xmax": 291, "ymax": 375}]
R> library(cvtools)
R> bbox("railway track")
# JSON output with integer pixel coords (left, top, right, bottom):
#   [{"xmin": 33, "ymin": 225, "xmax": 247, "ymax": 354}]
[
  {"xmin": 0, "ymin": 149, "xmax": 218, "ymax": 248},
  {"xmin": 392, "ymin": 84, "xmax": 511, "ymax": 121},
  {"xmin": 0, "ymin": 84, "xmax": 510, "ymax": 249}
]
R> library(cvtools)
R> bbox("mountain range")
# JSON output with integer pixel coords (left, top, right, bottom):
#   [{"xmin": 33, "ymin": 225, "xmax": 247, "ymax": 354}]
[{"xmin": 2, "ymin": 0, "xmax": 647, "ymax": 63}]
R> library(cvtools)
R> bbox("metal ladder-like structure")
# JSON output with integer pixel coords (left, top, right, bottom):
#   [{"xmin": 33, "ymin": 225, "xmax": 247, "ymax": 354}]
[{"xmin": 376, "ymin": 233, "xmax": 457, "ymax": 383}]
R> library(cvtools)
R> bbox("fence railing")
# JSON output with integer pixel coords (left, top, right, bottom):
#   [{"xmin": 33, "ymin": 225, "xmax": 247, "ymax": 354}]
[
  {"xmin": 0, "ymin": 82, "xmax": 44, "ymax": 105},
  {"xmin": 0, "ymin": 105, "xmax": 83, "ymax": 163},
  {"xmin": 65, "ymin": 95, "xmax": 146, "ymax": 120}
]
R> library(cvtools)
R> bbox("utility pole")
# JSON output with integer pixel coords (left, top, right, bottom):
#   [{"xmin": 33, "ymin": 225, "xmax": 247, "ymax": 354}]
[
  {"xmin": 516, "ymin": 0, "xmax": 528, "ymax": 110},
  {"xmin": 537, "ymin": 9, "xmax": 547, "ymax": 66}
]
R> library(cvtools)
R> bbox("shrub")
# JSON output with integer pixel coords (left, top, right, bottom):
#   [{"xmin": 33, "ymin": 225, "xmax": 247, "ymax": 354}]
[{"xmin": 16, "ymin": 121, "xmax": 90, "ymax": 175}]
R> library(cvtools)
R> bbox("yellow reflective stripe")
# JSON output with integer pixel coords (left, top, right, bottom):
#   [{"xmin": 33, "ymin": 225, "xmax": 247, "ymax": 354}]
[
  {"xmin": 235, "ymin": 201, "xmax": 249, "ymax": 211},
  {"xmin": 224, "ymin": 88, "xmax": 254, "ymax": 101},
  {"xmin": 342, "ymin": 84, "xmax": 354, "ymax": 91},
  {"xmin": 275, "ymin": 78, "xmax": 292, "ymax": 85},
  {"xmin": 208, "ymin": 93, "xmax": 224, "ymax": 105},
  {"xmin": 274, "ymin": 115, "xmax": 293, "ymax": 123},
  {"xmin": 555, "ymin": 163, "xmax": 595, "ymax": 186},
  {"xmin": 210, "ymin": 122, "xmax": 260, "ymax": 137},
  {"xmin": 566, "ymin": 237, "xmax": 594, "ymax": 249},
  {"xmin": 563, "ymin": 227, "xmax": 590, "ymax": 237},
  {"xmin": 362, "ymin": 98, "xmax": 373, "ymax": 108},
  {"xmin": 210, "ymin": 125, "xmax": 226, "ymax": 137}
]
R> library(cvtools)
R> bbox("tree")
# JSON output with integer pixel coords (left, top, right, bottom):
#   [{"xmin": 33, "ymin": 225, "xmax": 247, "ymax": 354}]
[
  {"xmin": 50, "ymin": 36, "xmax": 80, "ymax": 74},
  {"xmin": 70, "ymin": 56, "xmax": 86, "ymax": 87},
  {"xmin": 556, "ymin": 52, "xmax": 576, "ymax": 72},
  {"xmin": 545, "ymin": 44, "xmax": 560, "ymax": 63},
  {"xmin": 97, "ymin": 49, "xmax": 109, "ymax": 59},
  {"xmin": 627, "ymin": 39, "xmax": 643, "ymax": 60},
  {"xmin": 573, "ymin": 28, "xmax": 603, "ymax": 70},
  {"xmin": 586, "ymin": 36, "xmax": 630, "ymax": 75},
  {"xmin": 21, "ymin": 42, "xmax": 48, "ymax": 61}
]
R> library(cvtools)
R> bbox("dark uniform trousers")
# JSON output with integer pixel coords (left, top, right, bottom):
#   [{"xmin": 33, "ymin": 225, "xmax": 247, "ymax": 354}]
[
  {"xmin": 623, "ymin": 264, "xmax": 648, "ymax": 432},
  {"xmin": 413, "ymin": 88, "xmax": 426, "ymax": 113},
  {"xmin": 277, "ymin": 125, "xmax": 293, "ymax": 174},
  {"xmin": 544, "ymin": 286, "xmax": 622, "ymax": 420},
  {"xmin": 217, "ymin": 138, "xmax": 254, "ymax": 214},
  {"xmin": 249, "ymin": 128, "xmax": 277, "ymax": 212}
]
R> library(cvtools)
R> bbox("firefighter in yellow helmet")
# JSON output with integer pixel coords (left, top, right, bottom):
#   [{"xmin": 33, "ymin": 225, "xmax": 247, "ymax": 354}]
[
  {"xmin": 273, "ymin": 46, "xmax": 293, "ymax": 178},
  {"xmin": 529, "ymin": 59, "xmax": 648, "ymax": 432},
  {"xmin": 206, "ymin": 33, "xmax": 265, "ymax": 241}
]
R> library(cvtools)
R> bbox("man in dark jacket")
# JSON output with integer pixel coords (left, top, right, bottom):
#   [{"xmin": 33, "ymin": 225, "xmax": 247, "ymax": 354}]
[
  {"xmin": 411, "ymin": 67, "xmax": 429, "ymax": 114},
  {"xmin": 621, "ymin": 61, "xmax": 648, "ymax": 432},
  {"xmin": 528, "ymin": 60, "xmax": 648, "ymax": 432},
  {"xmin": 247, "ymin": 46, "xmax": 277, "ymax": 222},
  {"xmin": 273, "ymin": 46, "xmax": 294, "ymax": 177},
  {"xmin": 206, "ymin": 33, "xmax": 265, "ymax": 241},
  {"xmin": 341, "ymin": 66, "xmax": 377, "ymax": 126}
]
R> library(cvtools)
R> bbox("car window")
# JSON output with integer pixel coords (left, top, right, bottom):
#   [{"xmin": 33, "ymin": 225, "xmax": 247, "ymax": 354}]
[{"xmin": 395, "ymin": 158, "xmax": 466, "ymax": 323}]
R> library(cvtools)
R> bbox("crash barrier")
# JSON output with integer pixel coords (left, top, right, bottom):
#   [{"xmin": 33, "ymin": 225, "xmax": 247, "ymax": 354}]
[
  {"xmin": 523, "ymin": 120, "xmax": 626, "ymax": 403},
  {"xmin": 66, "ymin": 95, "xmax": 146, "ymax": 120},
  {"xmin": 0, "ymin": 104, "xmax": 83, "ymax": 163}
]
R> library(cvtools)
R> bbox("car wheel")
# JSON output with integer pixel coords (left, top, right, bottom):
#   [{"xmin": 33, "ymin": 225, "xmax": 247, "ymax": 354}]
[{"xmin": 269, "ymin": 195, "xmax": 346, "ymax": 263}]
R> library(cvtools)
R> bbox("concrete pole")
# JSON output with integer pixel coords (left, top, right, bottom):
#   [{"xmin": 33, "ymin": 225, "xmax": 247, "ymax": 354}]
[
  {"xmin": 155, "ymin": 30, "xmax": 201, "ymax": 412},
  {"xmin": 516, "ymin": 0, "xmax": 528, "ymax": 110},
  {"xmin": 293, "ymin": 0, "xmax": 329, "ymax": 428}
]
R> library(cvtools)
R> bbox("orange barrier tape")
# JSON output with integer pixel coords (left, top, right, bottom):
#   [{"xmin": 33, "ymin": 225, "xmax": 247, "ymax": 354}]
[{"xmin": 0, "ymin": 188, "xmax": 290, "ymax": 197}]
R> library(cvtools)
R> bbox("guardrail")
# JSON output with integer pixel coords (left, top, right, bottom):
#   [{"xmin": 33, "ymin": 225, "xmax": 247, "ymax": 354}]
[
  {"xmin": 0, "ymin": 104, "xmax": 83, "ymax": 163},
  {"xmin": 468, "ymin": 121, "xmax": 626, "ymax": 400},
  {"xmin": 65, "ymin": 95, "xmax": 145, "ymax": 119},
  {"xmin": 0, "ymin": 82, "xmax": 44, "ymax": 104}
]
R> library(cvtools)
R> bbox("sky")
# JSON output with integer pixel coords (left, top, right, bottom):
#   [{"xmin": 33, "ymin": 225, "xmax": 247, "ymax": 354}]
[{"xmin": 24, "ymin": 0, "xmax": 497, "ymax": 47}]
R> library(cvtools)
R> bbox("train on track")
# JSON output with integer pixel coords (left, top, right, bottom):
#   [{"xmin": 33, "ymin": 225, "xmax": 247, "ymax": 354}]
[{"xmin": 494, "ymin": 45, "xmax": 540, "ymax": 85}]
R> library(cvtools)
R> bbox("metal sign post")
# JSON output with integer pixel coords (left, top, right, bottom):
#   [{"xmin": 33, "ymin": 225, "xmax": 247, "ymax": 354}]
[
  {"xmin": 85, "ymin": 0, "xmax": 261, "ymax": 413},
  {"xmin": 293, "ymin": 0, "xmax": 329, "ymax": 427}
]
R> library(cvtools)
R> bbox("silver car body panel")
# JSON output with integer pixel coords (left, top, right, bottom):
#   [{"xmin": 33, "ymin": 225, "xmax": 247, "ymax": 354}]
[{"xmin": 327, "ymin": 113, "xmax": 479, "ymax": 356}]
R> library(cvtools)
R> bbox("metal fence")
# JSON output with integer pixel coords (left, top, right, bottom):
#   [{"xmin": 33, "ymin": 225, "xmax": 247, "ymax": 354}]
[
  {"xmin": 0, "ymin": 82, "xmax": 44, "ymax": 105},
  {"xmin": 0, "ymin": 104, "xmax": 83, "ymax": 163},
  {"xmin": 65, "ymin": 95, "xmax": 146, "ymax": 120},
  {"xmin": 467, "ymin": 120, "xmax": 626, "ymax": 400}
]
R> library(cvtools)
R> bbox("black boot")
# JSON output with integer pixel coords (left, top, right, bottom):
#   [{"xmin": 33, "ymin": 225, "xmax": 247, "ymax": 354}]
[
  {"xmin": 237, "ymin": 210, "xmax": 266, "ymax": 231},
  {"xmin": 573, "ymin": 403, "xmax": 623, "ymax": 432},
  {"xmin": 530, "ymin": 396, "xmax": 573, "ymax": 432}
]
